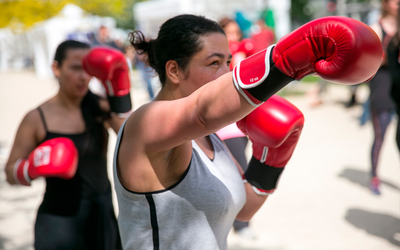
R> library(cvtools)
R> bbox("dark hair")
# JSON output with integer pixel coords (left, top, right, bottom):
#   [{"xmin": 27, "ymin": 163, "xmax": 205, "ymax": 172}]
[
  {"xmin": 129, "ymin": 14, "xmax": 225, "ymax": 84},
  {"xmin": 54, "ymin": 40, "xmax": 90, "ymax": 66},
  {"xmin": 81, "ymin": 91, "xmax": 110, "ymax": 155}
]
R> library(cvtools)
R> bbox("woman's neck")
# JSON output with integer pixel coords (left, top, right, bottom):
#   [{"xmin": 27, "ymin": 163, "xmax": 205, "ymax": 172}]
[
  {"xmin": 381, "ymin": 15, "xmax": 397, "ymax": 29},
  {"xmin": 154, "ymin": 81, "xmax": 182, "ymax": 101},
  {"xmin": 55, "ymin": 91, "xmax": 83, "ymax": 110}
]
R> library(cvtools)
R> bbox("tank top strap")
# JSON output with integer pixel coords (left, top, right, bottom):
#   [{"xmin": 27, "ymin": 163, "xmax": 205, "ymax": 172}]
[
  {"xmin": 379, "ymin": 21, "xmax": 392, "ymax": 49},
  {"xmin": 379, "ymin": 21, "xmax": 387, "ymax": 43},
  {"xmin": 36, "ymin": 107, "xmax": 48, "ymax": 132}
]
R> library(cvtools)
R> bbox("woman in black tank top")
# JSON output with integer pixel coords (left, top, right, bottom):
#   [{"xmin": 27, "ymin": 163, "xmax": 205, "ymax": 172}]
[
  {"xmin": 5, "ymin": 40, "xmax": 128, "ymax": 249},
  {"xmin": 387, "ymin": 2, "xmax": 400, "ymax": 178},
  {"xmin": 367, "ymin": 0, "xmax": 398, "ymax": 195}
]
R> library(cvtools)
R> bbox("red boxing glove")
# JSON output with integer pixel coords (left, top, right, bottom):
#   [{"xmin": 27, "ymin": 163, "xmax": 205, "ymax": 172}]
[
  {"xmin": 83, "ymin": 46, "xmax": 132, "ymax": 116},
  {"xmin": 233, "ymin": 16, "xmax": 383, "ymax": 107},
  {"xmin": 237, "ymin": 95, "xmax": 304, "ymax": 195},
  {"xmin": 14, "ymin": 138, "xmax": 78, "ymax": 186}
]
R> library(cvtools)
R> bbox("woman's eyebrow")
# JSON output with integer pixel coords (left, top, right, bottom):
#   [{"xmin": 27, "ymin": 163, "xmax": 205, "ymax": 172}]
[
  {"xmin": 206, "ymin": 53, "xmax": 225, "ymax": 59},
  {"xmin": 206, "ymin": 53, "xmax": 232, "ymax": 60}
]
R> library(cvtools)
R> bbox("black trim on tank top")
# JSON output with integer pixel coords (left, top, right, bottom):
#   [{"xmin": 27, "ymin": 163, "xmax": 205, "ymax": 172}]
[
  {"xmin": 145, "ymin": 194, "xmax": 160, "ymax": 250},
  {"xmin": 37, "ymin": 107, "xmax": 48, "ymax": 131},
  {"xmin": 118, "ymin": 134, "xmax": 219, "ymax": 196},
  {"xmin": 208, "ymin": 134, "xmax": 215, "ymax": 162},
  {"xmin": 36, "ymin": 107, "xmax": 87, "ymax": 136},
  {"xmin": 115, "ymin": 120, "xmax": 192, "ymax": 195},
  {"xmin": 119, "ymin": 160, "xmax": 192, "ymax": 195},
  {"xmin": 379, "ymin": 21, "xmax": 387, "ymax": 43}
]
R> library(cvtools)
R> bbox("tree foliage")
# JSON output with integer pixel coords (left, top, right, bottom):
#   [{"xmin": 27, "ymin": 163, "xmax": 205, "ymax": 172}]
[
  {"xmin": 291, "ymin": 0, "xmax": 312, "ymax": 25},
  {"xmin": 0, "ymin": 0, "xmax": 145, "ymax": 30},
  {"xmin": 77, "ymin": 0, "xmax": 134, "ymax": 29},
  {"xmin": 0, "ymin": 0, "xmax": 69, "ymax": 29}
]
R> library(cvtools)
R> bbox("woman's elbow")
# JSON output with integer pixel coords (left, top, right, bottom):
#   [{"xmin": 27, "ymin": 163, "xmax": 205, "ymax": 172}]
[
  {"xmin": 4, "ymin": 165, "xmax": 17, "ymax": 185},
  {"xmin": 235, "ymin": 211, "xmax": 253, "ymax": 222}
]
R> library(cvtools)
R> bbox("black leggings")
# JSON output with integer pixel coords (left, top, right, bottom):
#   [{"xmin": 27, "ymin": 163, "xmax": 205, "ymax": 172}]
[
  {"xmin": 34, "ymin": 194, "xmax": 121, "ymax": 250},
  {"xmin": 396, "ymin": 110, "xmax": 400, "ymax": 152},
  {"xmin": 370, "ymin": 109, "xmax": 393, "ymax": 177}
]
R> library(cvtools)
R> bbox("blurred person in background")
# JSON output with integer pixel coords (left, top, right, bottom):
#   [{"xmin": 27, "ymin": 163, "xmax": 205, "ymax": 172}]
[
  {"xmin": 345, "ymin": 84, "xmax": 359, "ymax": 108},
  {"xmin": 250, "ymin": 18, "xmax": 275, "ymax": 54},
  {"xmin": 92, "ymin": 25, "xmax": 124, "ymax": 51},
  {"xmin": 113, "ymin": 13, "xmax": 382, "ymax": 249},
  {"xmin": 367, "ymin": 0, "xmax": 399, "ymax": 195},
  {"xmin": 218, "ymin": 17, "xmax": 256, "ymax": 70},
  {"xmin": 4, "ymin": 40, "xmax": 133, "ymax": 249},
  {"xmin": 134, "ymin": 49, "xmax": 156, "ymax": 100},
  {"xmin": 387, "ymin": 1, "xmax": 400, "ymax": 153}
]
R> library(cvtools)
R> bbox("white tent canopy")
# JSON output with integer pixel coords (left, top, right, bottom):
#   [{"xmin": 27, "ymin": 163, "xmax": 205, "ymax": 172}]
[
  {"xmin": 133, "ymin": 0, "xmax": 291, "ymax": 39},
  {"xmin": 0, "ymin": 4, "xmax": 120, "ymax": 78}
]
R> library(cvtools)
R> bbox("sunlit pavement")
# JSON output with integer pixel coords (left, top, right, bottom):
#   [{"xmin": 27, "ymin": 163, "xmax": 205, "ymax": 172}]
[{"xmin": 0, "ymin": 70, "xmax": 399, "ymax": 250}]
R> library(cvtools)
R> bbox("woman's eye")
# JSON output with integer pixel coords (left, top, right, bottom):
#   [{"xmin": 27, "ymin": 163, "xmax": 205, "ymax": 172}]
[
  {"xmin": 210, "ymin": 61, "xmax": 219, "ymax": 66},
  {"xmin": 71, "ymin": 66, "xmax": 81, "ymax": 71}
]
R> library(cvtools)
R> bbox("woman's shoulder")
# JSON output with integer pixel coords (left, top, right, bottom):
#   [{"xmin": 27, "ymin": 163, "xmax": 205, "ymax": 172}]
[
  {"xmin": 22, "ymin": 105, "xmax": 46, "ymax": 124},
  {"xmin": 127, "ymin": 101, "xmax": 154, "ymax": 120},
  {"xmin": 32, "ymin": 98, "xmax": 59, "ymax": 116},
  {"xmin": 21, "ymin": 110, "xmax": 38, "ymax": 125},
  {"xmin": 18, "ymin": 107, "xmax": 46, "ymax": 142},
  {"xmin": 22, "ymin": 98, "xmax": 60, "ymax": 128}
]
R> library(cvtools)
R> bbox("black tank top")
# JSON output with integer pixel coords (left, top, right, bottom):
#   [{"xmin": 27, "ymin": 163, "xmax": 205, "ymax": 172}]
[
  {"xmin": 37, "ymin": 107, "xmax": 110, "ymax": 216},
  {"xmin": 369, "ymin": 22, "xmax": 396, "ymax": 112},
  {"xmin": 381, "ymin": 22, "xmax": 392, "ymax": 56}
]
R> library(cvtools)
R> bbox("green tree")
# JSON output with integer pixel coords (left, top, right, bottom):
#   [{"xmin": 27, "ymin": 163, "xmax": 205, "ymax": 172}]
[
  {"xmin": 0, "ymin": 0, "xmax": 69, "ymax": 29},
  {"xmin": 0, "ymin": 0, "xmax": 148, "ymax": 30},
  {"xmin": 76, "ymin": 0, "xmax": 135, "ymax": 29},
  {"xmin": 291, "ymin": 0, "xmax": 312, "ymax": 28}
]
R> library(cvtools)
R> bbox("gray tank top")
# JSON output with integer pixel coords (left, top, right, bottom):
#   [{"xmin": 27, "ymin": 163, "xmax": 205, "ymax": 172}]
[{"xmin": 113, "ymin": 120, "xmax": 246, "ymax": 250}]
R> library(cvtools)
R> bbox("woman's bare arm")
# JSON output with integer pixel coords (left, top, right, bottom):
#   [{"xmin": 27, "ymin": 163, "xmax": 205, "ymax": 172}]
[
  {"xmin": 126, "ymin": 72, "xmax": 254, "ymax": 155},
  {"xmin": 5, "ymin": 110, "xmax": 42, "ymax": 184},
  {"xmin": 227, "ymin": 147, "xmax": 269, "ymax": 222}
]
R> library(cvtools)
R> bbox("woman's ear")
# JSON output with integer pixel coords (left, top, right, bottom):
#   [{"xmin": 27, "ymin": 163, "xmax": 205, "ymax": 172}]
[
  {"xmin": 165, "ymin": 60, "xmax": 181, "ymax": 84},
  {"xmin": 51, "ymin": 61, "xmax": 61, "ymax": 79}
]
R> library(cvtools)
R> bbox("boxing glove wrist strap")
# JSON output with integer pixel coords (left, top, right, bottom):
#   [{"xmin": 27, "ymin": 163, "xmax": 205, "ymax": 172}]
[
  {"xmin": 13, "ymin": 159, "xmax": 31, "ymax": 186},
  {"xmin": 233, "ymin": 45, "xmax": 294, "ymax": 107},
  {"xmin": 108, "ymin": 93, "xmax": 132, "ymax": 115},
  {"xmin": 244, "ymin": 156, "xmax": 285, "ymax": 193},
  {"xmin": 243, "ymin": 177, "xmax": 274, "ymax": 196}
]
